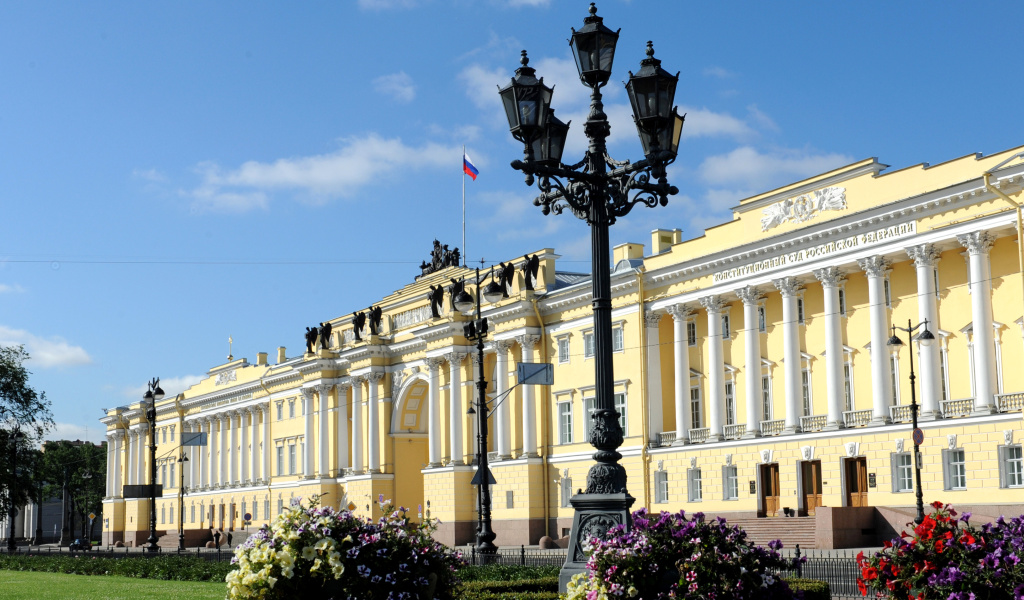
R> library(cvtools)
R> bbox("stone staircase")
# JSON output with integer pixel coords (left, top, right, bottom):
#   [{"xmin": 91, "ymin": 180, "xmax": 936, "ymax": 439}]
[{"xmin": 726, "ymin": 516, "xmax": 817, "ymax": 550}]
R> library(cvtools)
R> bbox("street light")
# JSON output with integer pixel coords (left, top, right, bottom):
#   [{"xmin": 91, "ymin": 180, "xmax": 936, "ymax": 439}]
[
  {"xmin": 454, "ymin": 267, "xmax": 503, "ymax": 557},
  {"xmin": 886, "ymin": 319, "xmax": 935, "ymax": 525},
  {"xmin": 143, "ymin": 377, "xmax": 164, "ymax": 553},
  {"xmin": 7, "ymin": 428, "xmax": 23, "ymax": 552},
  {"xmin": 499, "ymin": 3, "xmax": 681, "ymax": 586},
  {"xmin": 177, "ymin": 449, "xmax": 189, "ymax": 551}
]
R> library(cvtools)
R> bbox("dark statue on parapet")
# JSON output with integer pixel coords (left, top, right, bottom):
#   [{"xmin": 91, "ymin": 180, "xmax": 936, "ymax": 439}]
[
  {"xmin": 417, "ymin": 239, "xmax": 462, "ymax": 278},
  {"xmin": 304, "ymin": 327, "xmax": 318, "ymax": 354},
  {"xmin": 318, "ymin": 321, "xmax": 333, "ymax": 350},
  {"xmin": 497, "ymin": 262, "xmax": 515, "ymax": 298},
  {"xmin": 352, "ymin": 312, "xmax": 366, "ymax": 342},
  {"xmin": 427, "ymin": 285, "xmax": 444, "ymax": 319},
  {"xmin": 523, "ymin": 254, "xmax": 540, "ymax": 291},
  {"xmin": 368, "ymin": 306, "xmax": 383, "ymax": 336},
  {"xmin": 448, "ymin": 278, "xmax": 465, "ymax": 312}
]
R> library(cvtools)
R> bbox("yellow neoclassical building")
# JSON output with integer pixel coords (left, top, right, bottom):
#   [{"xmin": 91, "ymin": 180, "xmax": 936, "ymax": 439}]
[{"xmin": 102, "ymin": 144, "xmax": 1024, "ymax": 549}]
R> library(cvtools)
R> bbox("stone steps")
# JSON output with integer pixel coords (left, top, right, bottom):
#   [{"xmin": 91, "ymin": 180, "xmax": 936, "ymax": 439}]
[{"xmin": 726, "ymin": 517, "xmax": 817, "ymax": 550}]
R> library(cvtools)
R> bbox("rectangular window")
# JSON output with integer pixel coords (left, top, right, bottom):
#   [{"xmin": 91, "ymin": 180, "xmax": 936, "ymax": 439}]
[
  {"xmin": 890, "ymin": 355, "xmax": 900, "ymax": 405},
  {"xmin": 612, "ymin": 327, "xmax": 624, "ymax": 352},
  {"xmin": 687, "ymin": 468, "xmax": 702, "ymax": 502},
  {"xmin": 241, "ymin": 501, "xmax": 247, "ymax": 520},
  {"xmin": 584, "ymin": 397, "xmax": 596, "ymax": 439},
  {"xmin": 169, "ymin": 463, "xmax": 176, "ymax": 487},
  {"xmin": 944, "ymin": 448, "xmax": 967, "ymax": 490},
  {"xmin": 253, "ymin": 500, "xmax": 258, "ymax": 521},
  {"xmin": 558, "ymin": 402, "xmax": 573, "ymax": 445},
  {"xmin": 277, "ymin": 446, "xmax": 284, "ymax": 476},
  {"xmin": 277, "ymin": 499, "xmax": 284, "ymax": 516},
  {"xmin": 1003, "ymin": 446, "xmax": 1024, "ymax": 488},
  {"xmin": 690, "ymin": 386, "xmax": 702, "ymax": 429},
  {"xmin": 162, "ymin": 429, "xmax": 167, "ymax": 444},
  {"xmin": 843, "ymin": 363, "xmax": 853, "ymax": 413},
  {"xmin": 288, "ymin": 401, "xmax": 295, "ymax": 419},
  {"xmin": 884, "ymin": 278, "xmax": 892, "ymax": 308},
  {"xmin": 264, "ymin": 500, "xmax": 271, "ymax": 519},
  {"xmin": 190, "ymin": 505, "xmax": 195, "ymax": 523},
  {"xmin": 160, "ymin": 506, "xmax": 165, "ymax": 525},
  {"xmin": 893, "ymin": 453, "xmax": 913, "ymax": 492},
  {"xmin": 797, "ymin": 298, "xmax": 805, "ymax": 325},
  {"xmin": 170, "ymin": 428, "xmax": 175, "ymax": 442},
  {"xmin": 724, "ymin": 382, "xmax": 735, "ymax": 426},
  {"xmin": 614, "ymin": 392, "xmax": 627, "ymax": 433},
  {"xmin": 801, "ymin": 369, "xmax": 812, "ymax": 416},
  {"xmin": 276, "ymin": 403, "xmax": 283, "ymax": 421},
  {"xmin": 583, "ymin": 332, "xmax": 595, "ymax": 358},
  {"xmin": 170, "ymin": 506, "xmax": 174, "ymax": 524},
  {"xmin": 721, "ymin": 314, "xmax": 730, "ymax": 339},
  {"xmin": 505, "ymin": 490, "xmax": 514, "ymax": 509},
  {"xmin": 686, "ymin": 321, "xmax": 697, "ymax": 346},
  {"xmin": 939, "ymin": 349, "xmax": 950, "ymax": 403},
  {"xmin": 654, "ymin": 471, "xmax": 669, "ymax": 503},
  {"xmin": 161, "ymin": 464, "xmax": 167, "ymax": 487},
  {"xmin": 761, "ymin": 375, "xmax": 772, "ymax": 420},
  {"xmin": 723, "ymin": 466, "xmax": 739, "ymax": 500},
  {"xmin": 560, "ymin": 478, "xmax": 573, "ymax": 507},
  {"xmin": 758, "ymin": 305, "xmax": 767, "ymax": 333},
  {"xmin": 558, "ymin": 337, "xmax": 570, "ymax": 364},
  {"xmin": 838, "ymin": 289, "xmax": 847, "ymax": 317},
  {"xmin": 288, "ymin": 444, "xmax": 296, "ymax": 475}
]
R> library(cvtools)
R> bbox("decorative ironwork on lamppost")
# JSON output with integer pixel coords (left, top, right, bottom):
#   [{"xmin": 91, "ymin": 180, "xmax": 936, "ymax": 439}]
[
  {"xmin": 453, "ymin": 267, "xmax": 503, "ymax": 557},
  {"xmin": 177, "ymin": 448, "xmax": 189, "ymax": 551},
  {"xmin": 887, "ymin": 319, "xmax": 935, "ymax": 525},
  {"xmin": 6, "ymin": 428, "xmax": 22, "ymax": 552},
  {"xmin": 499, "ymin": 3, "xmax": 683, "ymax": 588},
  {"xmin": 143, "ymin": 377, "xmax": 164, "ymax": 553}
]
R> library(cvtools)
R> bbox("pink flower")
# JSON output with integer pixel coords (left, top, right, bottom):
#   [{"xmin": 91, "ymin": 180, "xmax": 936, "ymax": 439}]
[{"xmin": 686, "ymin": 571, "xmax": 697, "ymax": 582}]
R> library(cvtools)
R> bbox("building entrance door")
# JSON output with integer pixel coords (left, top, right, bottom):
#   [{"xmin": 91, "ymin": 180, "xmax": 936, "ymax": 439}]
[
  {"xmin": 759, "ymin": 463, "xmax": 781, "ymax": 517},
  {"xmin": 801, "ymin": 460, "xmax": 823, "ymax": 515},
  {"xmin": 845, "ymin": 457, "xmax": 868, "ymax": 507}
]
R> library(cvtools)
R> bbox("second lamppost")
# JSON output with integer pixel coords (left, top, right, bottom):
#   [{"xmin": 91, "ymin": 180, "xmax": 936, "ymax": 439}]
[
  {"xmin": 143, "ymin": 378, "xmax": 164, "ymax": 553},
  {"xmin": 454, "ymin": 268, "xmax": 503, "ymax": 557},
  {"xmin": 499, "ymin": 3, "xmax": 683, "ymax": 587},
  {"xmin": 887, "ymin": 319, "xmax": 935, "ymax": 524}
]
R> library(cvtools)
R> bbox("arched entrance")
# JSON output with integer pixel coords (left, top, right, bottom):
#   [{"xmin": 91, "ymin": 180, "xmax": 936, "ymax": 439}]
[{"xmin": 391, "ymin": 377, "xmax": 430, "ymax": 519}]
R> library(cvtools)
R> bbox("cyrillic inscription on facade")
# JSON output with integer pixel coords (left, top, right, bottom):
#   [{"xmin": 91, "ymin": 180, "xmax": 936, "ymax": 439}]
[{"xmin": 713, "ymin": 221, "xmax": 916, "ymax": 283}]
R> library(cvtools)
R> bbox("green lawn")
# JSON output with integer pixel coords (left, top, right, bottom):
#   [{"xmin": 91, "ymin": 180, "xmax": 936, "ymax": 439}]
[{"xmin": 0, "ymin": 570, "xmax": 226, "ymax": 600}]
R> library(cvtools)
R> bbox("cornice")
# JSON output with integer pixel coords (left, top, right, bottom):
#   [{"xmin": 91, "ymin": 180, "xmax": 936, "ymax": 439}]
[
  {"xmin": 732, "ymin": 160, "xmax": 885, "ymax": 214},
  {"xmin": 539, "ymin": 269, "xmax": 639, "ymax": 315}
]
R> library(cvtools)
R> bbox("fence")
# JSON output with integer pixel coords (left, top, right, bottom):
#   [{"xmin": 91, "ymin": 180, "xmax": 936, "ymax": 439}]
[
  {"xmin": 463, "ymin": 546, "xmax": 566, "ymax": 567},
  {"xmin": 777, "ymin": 546, "xmax": 862, "ymax": 599},
  {"xmin": 4, "ymin": 545, "xmax": 235, "ymax": 562}
]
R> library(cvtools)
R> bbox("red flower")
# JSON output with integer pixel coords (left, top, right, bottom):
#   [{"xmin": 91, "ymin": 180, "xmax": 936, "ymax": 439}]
[
  {"xmin": 934, "ymin": 539, "xmax": 945, "ymax": 553},
  {"xmin": 891, "ymin": 565, "xmax": 900, "ymax": 577},
  {"xmin": 959, "ymin": 533, "xmax": 975, "ymax": 545},
  {"xmin": 931, "ymin": 500, "xmax": 944, "ymax": 509},
  {"xmin": 882, "ymin": 540, "xmax": 892, "ymax": 549},
  {"xmin": 856, "ymin": 551, "xmax": 865, "ymax": 566},
  {"xmin": 857, "ymin": 579, "xmax": 868, "ymax": 596},
  {"xmin": 862, "ymin": 567, "xmax": 879, "ymax": 580}
]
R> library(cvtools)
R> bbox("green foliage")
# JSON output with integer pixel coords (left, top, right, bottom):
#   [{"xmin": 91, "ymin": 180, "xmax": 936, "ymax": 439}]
[
  {"xmin": 456, "ymin": 564, "xmax": 561, "ymax": 581},
  {"xmin": 0, "ymin": 553, "xmax": 235, "ymax": 582},
  {"xmin": 463, "ymin": 592, "xmax": 560, "ymax": 600},
  {"xmin": 0, "ymin": 344, "xmax": 54, "ymax": 516},
  {"xmin": 783, "ymin": 577, "xmax": 831, "ymax": 600},
  {"xmin": 460, "ymin": 576, "xmax": 559, "ymax": 593},
  {"xmin": 35, "ymin": 440, "xmax": 107, "ymax": 540}
]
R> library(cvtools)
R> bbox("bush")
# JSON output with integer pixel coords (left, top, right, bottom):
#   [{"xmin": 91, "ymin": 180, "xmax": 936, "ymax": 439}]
[
  {"xmin": 459, "ymin": 576, "xmax": 558, "ymax": 594},
  {"xmin": 784, "ymin": 577, "xmax": 830, "ymax": 600},
  {"xmin": 857, "ymin": 502, "xmax": 1024, "ymax": 599},
  {"xmin": 0, "ymin": 553, "xmax": 233, "ymax": 581},
  {"xmin": 456, "ymin": 564, "xmax": 560, "ymax": 582},
  {"xmin": 465, "ymin": 592, "xmax": 559, "ymax": 600}
]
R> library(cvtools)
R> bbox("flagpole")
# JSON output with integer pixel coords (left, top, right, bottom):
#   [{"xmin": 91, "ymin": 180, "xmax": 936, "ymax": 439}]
[{"xmin": 462, "ymin": 145, "xmax": 467, "ymax": 267}]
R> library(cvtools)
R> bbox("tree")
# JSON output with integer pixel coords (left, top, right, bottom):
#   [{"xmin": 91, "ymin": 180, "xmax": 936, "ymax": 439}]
[
  {"xmin": 37, "ymin": 441, "xmax": 106, "ymax": 542},
  {"xmin": 0, "ymin": 345, "xmax": 54, "ymax": 522}
]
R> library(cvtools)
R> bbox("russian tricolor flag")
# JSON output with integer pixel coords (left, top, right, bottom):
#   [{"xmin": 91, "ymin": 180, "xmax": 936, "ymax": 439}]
[{"xmin": 463, "ymin": 152, "xmax": 479, "ymax": 180}]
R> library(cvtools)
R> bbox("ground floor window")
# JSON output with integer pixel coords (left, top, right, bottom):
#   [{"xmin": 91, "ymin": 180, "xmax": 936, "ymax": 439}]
[
  {"xmin": 687, "ymin": 468, "xmax": 702, "ymax": 502},
  {"xmin": 943, "ymin": 448, "xmax": 967, "ymax": 490},
  {"xmin": 723, "ymin": 465, "xmax": 739, "ymax": 500},
  {"xmin": 999, "ymin": 445, "xmax": 1023, "ymax": 488},
  {"xmin": 655, "ymin": 470, "xmax": 669, "ymax": 503},
  {"xmin": 891, "ymin": 452, "xmax": 913, "ymax": 492}
]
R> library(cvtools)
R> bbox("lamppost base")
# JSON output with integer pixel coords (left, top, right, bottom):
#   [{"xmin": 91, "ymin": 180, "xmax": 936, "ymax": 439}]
[{"xmin": 558, "ymin": 491, "xmax": 635, "ymax": 593}]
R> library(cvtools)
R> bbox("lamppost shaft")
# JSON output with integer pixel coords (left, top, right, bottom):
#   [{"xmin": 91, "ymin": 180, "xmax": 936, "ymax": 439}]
[
  {"xmin": 472, "ymin": 268, "xmax": 497, "ymax": 556},
  {"xmin": 907, "ymin": 319, "xmax": 926, "ymax": 525},
  {"xmin": 146, "ymin": 422, "xmax": 158, "ymax": 552},
  {"xmin": 178, "ymin": 452, "xmax": 186, "ymax": 551}
]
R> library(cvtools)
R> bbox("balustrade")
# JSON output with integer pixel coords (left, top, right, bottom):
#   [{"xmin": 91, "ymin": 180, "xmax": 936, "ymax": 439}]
[
  {"xmin": 760, "ymin": 419, "xmax": 785, "ymax": 436},
  {"xmin": 688, "ymin": 428, "xmax": 710, "ymax": 444},
  {"xmin": 996, "ymin": 392, "xmax": 1024, "ymax": 413},
  {"xmin": 842, "ymin": 409, "xmax": 872, "ymax": 428},
  {"xmin": 941, "ymin": 398, "xmax": 974, "ymax": 418},
  {"xmin": 800, "ymin": 414, "xmax": 827, "ymax": 432}
]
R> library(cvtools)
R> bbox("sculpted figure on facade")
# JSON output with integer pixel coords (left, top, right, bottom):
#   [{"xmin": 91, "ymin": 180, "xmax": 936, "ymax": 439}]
[
  {"xmin": 351, "ymin": 312, "xmax": 366, "ymax": 342},
  {"xmin": 368, "ymin": 306, "xmax": 383, "ymax": 336},
  {"xmin": 497, "ymin": 262, "xmax": 515, "ymax": 298},
  {"xmin": 427, "ymin": 285, "xmax": 445, "ymax": 319},
  {"xmin": 522, "ymin": 254, "xmax": 540, "ymax": 291},
  {"xmin": 304, "ymin": 327, "xmax": 318, "ymax": 354},
  {"xmin": 318, "ymin": 321, "xmax": 332, "ymax": 350}
]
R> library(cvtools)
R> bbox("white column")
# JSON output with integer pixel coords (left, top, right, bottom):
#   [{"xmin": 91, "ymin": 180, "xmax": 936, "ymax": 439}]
[
  {"xmin": 906, "ymin": 244, "xmax": 942, "ymax": 419},
  {"xmin": 261, "ymin": 404, "xmax": 270, "ymax": 481},
  {"xmin": 737, "ymin": 286, "xmax": 763, "ymax": 437},
  {"xmin": 516, "ymin": 335, "xmax": 541, "ymax": 457},
  {"xmin": 137, "ymin": 426, "xmax": 147, "ymax": 485},
  {"xmin": 426, "ymin": 359, "xmax": 443, "ymax": 467},
  {"xmin": 249, "ymin": 409, "xmax": 260, "ymax": 483},
  {"xmin": 219, "ymin": 414, "xmax": 229, "ymax": 486},
  {"xmin": 774, "ymin": 277, "xmax": 804, "ymax": 433},
  {"xmin": 814, "ymin": 267, "xmax": 846, "ymax": 429},
  {"xmin": 447, "ymin": 351, "xmax": 468, "ymax": 464},
  {"xmin": 858, "ymin": 256, "xmax": 894, "ymax": 425},
  {"xmin": 231, "ymin": 411, "xmax": 241, "ymax": 484},
  {"xmin": 494, "ymin": 340, "xmax": 513, "ymax": 459},
  {"xmin": 700, "ymin": 295, "xmax": 726, "ymax": 442},
  {"xmin": 351, "ymin": 378, "xmax": 365, "ymax": 473},
  {"xmin": 180, "ymin": 423, "xmax": 190, "ymax": 489},
  {"xmin": 113, "ymin": 431, "xmax": 124, "ymax": 497},
  {"xmin": 667, "ymin": 305, "xmax": 693, "ymax": 445},
  {"xmin": 301, "ymin": 388, "xmax": 314, "ymax": 477},
  {"xmin": 644, "ymin": 312, "xmax": 665, "ymax": 442},
  {"xmin": 317, "ymin": 384, "xmax": 333, "ymax": 477},
  {"xmin": 239, "ymin": 411, "xmax": 249, "ymax": 484},
  {"xmin": 189, "ymin": 421, "xmax": 200, "ymax": 488},
  {"xmin": 106, "ymin": 433, "xmax": 116, "ymax": 497},
  {"xmin": 336, "ymin": 383, "xmax": 350, "ymax": 475},
  {"xmin": 958, "ymin": 231, "xmax": 999, "ymax": 413},
  {"xmin": 367, "ymin": 372, "xmax": 383, "ymax": 473},
  {"xmin": 204, "ymin": 418, "xmax": 213, "ymax": 488}
]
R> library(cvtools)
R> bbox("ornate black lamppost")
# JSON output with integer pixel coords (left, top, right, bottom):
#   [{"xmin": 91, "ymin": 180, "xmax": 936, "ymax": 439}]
[
  {"xmin": 887, "ymin": 319, "xmax": 935, "ymax": 525},
  {"xmin": 177, "ymin": 449, "xmax": 189, "ymax": 551},
  {"xmin": 143, "ymin": 378, "xmax": 164, "ymax": 553},
  {"xmin": 499, "ymin": 3, "xmax": 683, "ymax": 587},
  {"xmin": 6, "ymin": 428, "xmax": 23, "ymax": 552},
  {"xmin": 453, "ymin": 268, "xmax": 503, "ymax": 557}
]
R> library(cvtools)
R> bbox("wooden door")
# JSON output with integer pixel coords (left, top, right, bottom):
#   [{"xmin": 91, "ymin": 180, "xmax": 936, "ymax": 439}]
[
  {"xmin": 845, "ymin": 457, "xmax": 868, "ymax": 507},
  {"xmin": 802, "ymin": 460, "xmax": 823, "ymax": 515},
  {"xmin": 760, "ymin": 464, "xmax": 781, "ymax": 516}
]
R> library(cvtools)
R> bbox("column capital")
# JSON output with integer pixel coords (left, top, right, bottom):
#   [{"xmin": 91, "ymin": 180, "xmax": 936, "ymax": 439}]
[
  {"xmin": 446, "ymin": 350, "xmax": 470, "ymax": 364},
  {"xmin": 514, "ymin": 334, "xmax": 541, "ymax": 351},
  {"xmin": 857, "ymin": 255, "xmax": 890, "ymax": 278},
  {"xmin": 644, "ymin": 310, "xmax": 663, "ymax": 328},
  {"xmin": 906, "ymin": 243, "xmax": 940, "ymax": 268},
  {"xmin": 337, "ymin": 380, "xmax": 352, "ymax": 391},
  {"xmin": 667, "ymin": 303, "xmax": 695, "ymax": 321},
  {"xmin": 735, "ymin": 285, "xmax": 763, "ymax": 305},
  {"xmin": 109, "ymin": 429, "xmax": 125, "ymax": 440},
  {"xmin": 366, "ymin": 371, "xmax": 385, "ymax": 383},
  {"xmin": 425, "ymin": 356, "xmax": 445, "ymax": 370},
  {"xmin": 773, "ymin": 276, "xmax": 803, "ymax": 297},
  {"xmin": 698, "ymin": 294, "xmax": 726, "ymax": 314},
  {"xmin": 494, "ymin": 338, "xmax": 515, "ymax": 353},
  {"xmin": 300, "ymin": 387, "xmax": 315, "ymax": 400},
  {"xmin": 813, "ymin": 266, "xmax": 845, "ymax": 288},
  {"xmin": 957, "ymin": 231, "xmax": 995, "ymax": 256},
  {"xmin": 316, "ymin": 382, "xmax": 334, "ymax": 396}
]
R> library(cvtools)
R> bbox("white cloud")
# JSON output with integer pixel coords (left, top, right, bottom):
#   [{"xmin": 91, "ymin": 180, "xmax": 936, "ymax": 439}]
[
  {"xmin": 132, "ymin": 168, "xmax": 167, "ymax": 182},
  {"xmin": 122, "ymin": 374, "xmax": 205, "ymax": 400},
  {"xmin": 186, "ymin": 134, "xmax": 465, "ymax": 212},
  {"xmin": 45, "ymin": 422, "xmax": 105, "ymax": 444},
  {"xmin": 678, "ymin": 106, "xmax": 755, "ymax": 140},
  {"xmin": 0, "ymin": 325, "xmax": 92, "ymax": 368},
  {"xmin": 473, "ymin": 190, "xmax": 562, "ymax": 242},
  {"xmin": 699, "ymin": 146, "xmax": 855, "ymax": 192},
  {"xmin": 703, "ymin": 66, "xmax": 735, "ymax": 79},
  {"xmin": 460, "ymin": 64, "xmax": 509, "ymax": 114},
  {"xmin": 373, "ymin": 71, "xmax": 416, "ymax": 103},
  {"xmin": 0, "ymin": 284, "xmax": 25, "ymax": 294},
  {"xmin": 746, "ymin": 104, "xmax": 779, "ymax": 132}
]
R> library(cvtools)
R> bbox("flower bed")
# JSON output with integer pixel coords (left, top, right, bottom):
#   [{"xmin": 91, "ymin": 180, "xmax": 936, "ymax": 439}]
[
  {"xmin": 227, "ymin": 495, "xmax": 464, "ymax": 600},
  {"xmin": 857, "ymin": 501, "xmax": 1024, "ymax": 599},
  {"xmin": 564, "ymin": 508, "xmax": 802, "ymax": 600}
]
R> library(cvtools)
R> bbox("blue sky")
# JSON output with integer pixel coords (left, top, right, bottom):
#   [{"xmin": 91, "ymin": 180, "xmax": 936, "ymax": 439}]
[{"xmin": 2, "ymin": 1, "xmax": 1022, "ymax": 443}]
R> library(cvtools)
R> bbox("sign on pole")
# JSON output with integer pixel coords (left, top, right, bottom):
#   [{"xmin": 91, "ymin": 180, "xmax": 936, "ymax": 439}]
[
  {"xmin": 470, "ymin": 467, "xmax": 497, "ymax": 486},
  {"xmin": 122, "ymin": 484, "xmax": 163, "ymax": 499},
  {"xmin": 182, "ymin": 431, "xmax": 208, "ymax": 447},
  {"xmin": 516, "ymin": 362, "xmax": 554, "ymax": 386}
]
